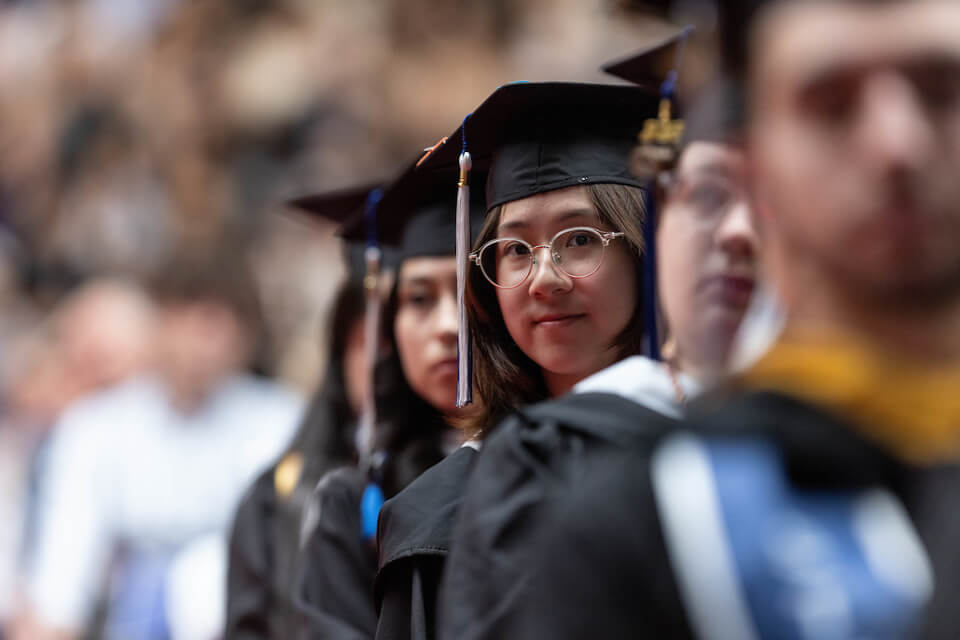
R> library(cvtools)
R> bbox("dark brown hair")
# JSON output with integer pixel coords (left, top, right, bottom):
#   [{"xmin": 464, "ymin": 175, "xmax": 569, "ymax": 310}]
[{"xmin": 464, "ymin": 183, "xmax": 648, "ymax": 438}]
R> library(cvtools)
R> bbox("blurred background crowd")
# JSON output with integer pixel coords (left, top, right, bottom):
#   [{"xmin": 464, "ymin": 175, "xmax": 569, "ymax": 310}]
[{"xmin": 0, "ymin": 0, "xmax": 676, "ymax": 638}]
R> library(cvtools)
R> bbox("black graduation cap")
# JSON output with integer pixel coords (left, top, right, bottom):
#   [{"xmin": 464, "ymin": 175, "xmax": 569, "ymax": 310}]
[
  {"xmin": 604, "ymin": 26, "xmax": 745, "ymax": 153},
  {"xmin": 416, "ymin": 82, "xmax": 659, "ymax": 212},
  {"xmin": 338, "ymin": 162, "xmax": 487, "ymax": 263},
  {"xmin": 603, "ymin": 25, "xmax": 695, "ymax": 93},
  {"xmin": 288, "ymin": 183, "xmax": 398, "ymax": 282}
]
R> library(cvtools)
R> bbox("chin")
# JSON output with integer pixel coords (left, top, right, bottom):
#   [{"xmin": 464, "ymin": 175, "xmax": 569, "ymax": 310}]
[{"xmin": 533, "ymin": 351, "xmax": 597, "ymax": 380}]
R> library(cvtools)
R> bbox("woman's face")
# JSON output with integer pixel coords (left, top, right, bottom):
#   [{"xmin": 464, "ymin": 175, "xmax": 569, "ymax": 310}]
[
  {"xmin": 394, "ymin": 256, "xmax": 459, "ymax": 413},
  {"xmin": 657, "ymin": 142, "xmax": 759, "ymax": 378},
  {"xmin": 493, "ymin": 185, "xmax": 638, "ymax": 395}
]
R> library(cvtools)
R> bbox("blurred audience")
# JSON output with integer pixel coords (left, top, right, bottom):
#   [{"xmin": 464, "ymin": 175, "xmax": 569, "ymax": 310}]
[{"xmin": 16, "ymin": 251, "xmax": 304, "ymax": 640}]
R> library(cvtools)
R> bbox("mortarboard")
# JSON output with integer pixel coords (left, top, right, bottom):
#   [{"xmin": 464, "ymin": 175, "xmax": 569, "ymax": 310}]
[
  {"xmin": 288, "ymin": 183, "xmax": 399, "ymax": 284},
  {"xmin": 416, "ymin": 82, "xmax": 661, "ymax": 406},
  {"xmin": 339, "ymin": 162, "xmax": 487, "ymax": 264}
]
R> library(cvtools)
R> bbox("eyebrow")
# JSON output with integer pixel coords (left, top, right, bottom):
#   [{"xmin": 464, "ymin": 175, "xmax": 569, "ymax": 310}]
[
  {"xmin": 498, "ymin": 208, "xmax": 598, "ymax": 233},
  {"xmin": 398, "ymin": 276, "xmax": 437, "ymax": 288}
]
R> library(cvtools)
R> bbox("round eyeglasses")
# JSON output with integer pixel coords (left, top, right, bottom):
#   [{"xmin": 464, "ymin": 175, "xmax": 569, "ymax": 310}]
[{"xmin": 470, "ymin": 226, "xmax": 625, "ymax": 289}]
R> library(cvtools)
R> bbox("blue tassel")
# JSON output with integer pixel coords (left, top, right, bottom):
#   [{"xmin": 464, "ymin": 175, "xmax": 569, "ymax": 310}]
[
  {"xmin": 361, "ymin": 482, "xmax": 385, "ymax": 541},
  {"xmin": 643, "ymin": 184, "xmax": 660, "ymax": 361}
]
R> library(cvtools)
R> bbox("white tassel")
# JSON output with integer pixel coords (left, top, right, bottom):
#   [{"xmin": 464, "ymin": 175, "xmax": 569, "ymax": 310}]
[
  {"xmin": 456, "ymin": 151, "xmax": 473, "ymax": 407},
  {"xmin": 356, "ymin": 245, "xmax": 382, "ymax": 458}
]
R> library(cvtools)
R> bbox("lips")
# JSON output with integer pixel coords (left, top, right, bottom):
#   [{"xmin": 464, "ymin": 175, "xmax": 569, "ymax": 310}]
[
  {"xmin": 703, "ymin": 275, "xmax": 755, "ymax": 308},
  {"xmin": 532, "ymin": 313, "xmax": 586, "ymax": 328},
  {"xmin": 430, "ymin": 358, "xmax": 459, "ymax": 377}
]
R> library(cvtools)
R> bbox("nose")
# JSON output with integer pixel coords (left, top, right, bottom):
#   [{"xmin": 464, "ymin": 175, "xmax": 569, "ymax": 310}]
[
  {"xmin": 526, "ymin": 245, "xmax": 573, "ymax": 298},
  {"xmin": 858, "ymin": 71, "xmax": 935, "ymax": 176},
  {"xmin": 433, "ymin": 289, "xmax": 458, "ymax": 345},
  {"xmin": 715, "ymin": 198, "xmax": 759, "ymax": 262}
]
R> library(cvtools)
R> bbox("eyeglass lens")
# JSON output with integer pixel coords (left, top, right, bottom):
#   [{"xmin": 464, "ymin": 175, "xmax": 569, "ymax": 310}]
[{"xmin": 479, "ymin": 228, "xmax": 607, "ymax": 288}]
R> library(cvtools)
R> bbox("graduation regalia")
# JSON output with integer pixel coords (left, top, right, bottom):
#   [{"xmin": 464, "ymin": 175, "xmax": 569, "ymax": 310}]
[
  {"xmin": 371, "ymin": 79, "xmax": 661, "ymax": 640},
  {"xmin": 295, "ymin": 160, "xmax": 486, "ymax": 640},
  {"xmin": 296, "ymin": 467, "xmax": 380, "ymax": 640},
  {"xmin": 374, "ymin": 445, "xmax": 478, "ymax": 640},
  {"xmin": 488, "ymin": 375, "xmax": 960, "ymax": 639},
  {"xmin": 225, "ymin": 185, "xmax": 383, "ymax": 640},
  {"xmin": 437, "ymin": 358, "xmax": 693, "ymax": 640}
]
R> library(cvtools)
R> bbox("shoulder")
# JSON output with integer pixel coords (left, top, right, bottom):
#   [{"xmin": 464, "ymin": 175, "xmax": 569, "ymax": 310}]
[
  {"xmin": 315, "ymin": 466, "xmax": 367, "ymax": 506},
  {"xmin": 377, "ymin": 447, "xmax": 478, "ymax": 567}
]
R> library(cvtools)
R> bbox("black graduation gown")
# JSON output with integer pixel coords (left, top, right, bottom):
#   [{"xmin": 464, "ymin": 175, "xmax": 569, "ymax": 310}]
[
  {"xmin": 437, "ymin": 392, "xmax": 685, "ymax": 640},
  {"xmin": 226, "ymin": 468, "xmax": 290, "ymax": 640},
  {"xmin": 442, "ymin": 390, "xmax": 960, "ymax": 639},
  {"xmin": 296, "ymin": 466, "xmax": 379, "ymax": 640},
  {"xmin": 374, "ymin": 446, "xmax": 479, "ymax": 640}
]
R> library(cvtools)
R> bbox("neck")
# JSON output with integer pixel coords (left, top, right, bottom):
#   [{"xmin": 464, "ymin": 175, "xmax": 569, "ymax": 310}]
[
  {"xmin": 542, "ymin": 370, "xmax": 584, "ymax": 397},
  {"xmin": 672, "ymin": 346, "xmax": 728, "ymax": 389},
  {"xmin": 784, "ymin": 271, "xmax": 960, "ymax": 367}
]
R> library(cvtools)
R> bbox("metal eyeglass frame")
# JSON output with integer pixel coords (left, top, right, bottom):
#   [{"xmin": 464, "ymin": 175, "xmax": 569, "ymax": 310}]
[{"xmin": 469, "ymin": 226, "xmax": 625, "ymax": 290}]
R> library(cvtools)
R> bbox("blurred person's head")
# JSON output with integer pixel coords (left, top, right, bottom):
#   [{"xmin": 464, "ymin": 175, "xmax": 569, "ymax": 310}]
[
  {"xmin": 748, "ymin": 1, "xmax": 960, "ymax": 337},
  {"xmin": 52, "ymin": 278, "xmax": 156, "ymax": 394},
  {"xmin": 2, "ymin": 279, "xmax": 155, "ymax": 428},
  {"xmin": 148, "ymin": 246, "xmax": 264, "ymax": 412},
  {"xmin": 657, "ymin": 140, "xmax": 759, "ymax": 384}
]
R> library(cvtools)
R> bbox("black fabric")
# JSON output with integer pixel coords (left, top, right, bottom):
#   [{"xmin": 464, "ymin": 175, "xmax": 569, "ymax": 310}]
[
  {"xmin": 373, "ymin": 446, "xmax": 479, "ymax": 640},
  {"xmin": 339, "ymin": 164, "xmax": 487, "ymax": 256},
  {"xmin": 414, "ymin": 83, "xmax": 658, "ymax": 210},
  {"xmin": 437, "ymin": 392, "xmax": 683, "ymax": 640},
  {"xmin": 226, "ymin": 469, "xmax": 283, "ymax": 640},
  {"xmin": 392, "ymin": 192, "xmax": 486, "ymax": 263},
  {"xmin": 602, "ymin": 25, "xmax": 692, "ymax": 91},
  {"xmin": 685, "ymin": 391, "xmax": 960, "ymax": 640},
  {"xmin": 437, "ymin": 388, "xmax": 960, "ymax": 639},
  {"xmin": 295, "ymin": 466, "xmax": 379, "ymax": 640}
]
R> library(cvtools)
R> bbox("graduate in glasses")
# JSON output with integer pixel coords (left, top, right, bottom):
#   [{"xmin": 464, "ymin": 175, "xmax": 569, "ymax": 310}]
[
  {"xmin": 372, "ymin": 82, "xmax": 662, "ymax": 640},
  {"xmin": 437, "ymin": 28, "xmax": 762, "ymax": 640}
]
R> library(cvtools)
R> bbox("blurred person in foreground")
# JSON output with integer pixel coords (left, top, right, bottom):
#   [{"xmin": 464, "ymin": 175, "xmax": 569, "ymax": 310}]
[
  {"xmin": 18, "ymin": 248, "xmax": 304, "ymax": 640},
  {"xmin": 476, "ymin": 1, "xmax": 960, "ymax": 638}
]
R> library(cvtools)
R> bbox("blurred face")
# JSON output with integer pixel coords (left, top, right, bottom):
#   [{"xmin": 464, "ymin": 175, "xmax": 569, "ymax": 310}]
[
  {"xmin": 658, "ymin": 142, "xmax": 759, "ymax": 377},
  {"xmin": 751, "ymin": 1, "xmax": 960, "ymax": 307},
  {"xmin": 394, "ymin": 256, "xmax": 459, "ymax": 413},
  {"xmin": 156, "ymin": 299, "xmax": 250, "ymax": 410},
  {"xmin": 493, "ymin": 186, "xmax": 637, "ymax": 395}
]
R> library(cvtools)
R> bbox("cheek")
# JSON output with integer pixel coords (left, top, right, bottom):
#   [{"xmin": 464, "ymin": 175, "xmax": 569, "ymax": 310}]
[
  {"xmin": 588, "ymin": 248, "xmax": 637, "ymax": 331},
  {"xmin": 394, "ymin": 312, "xmax": 430, "ymax": 391},
  {"xmin": 495, "ymin": 287, "xmax": 526, "ymax": 341},
  {"xmin": 657, "ymin": 222, "xmax": 711, "ymax": 330}
]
